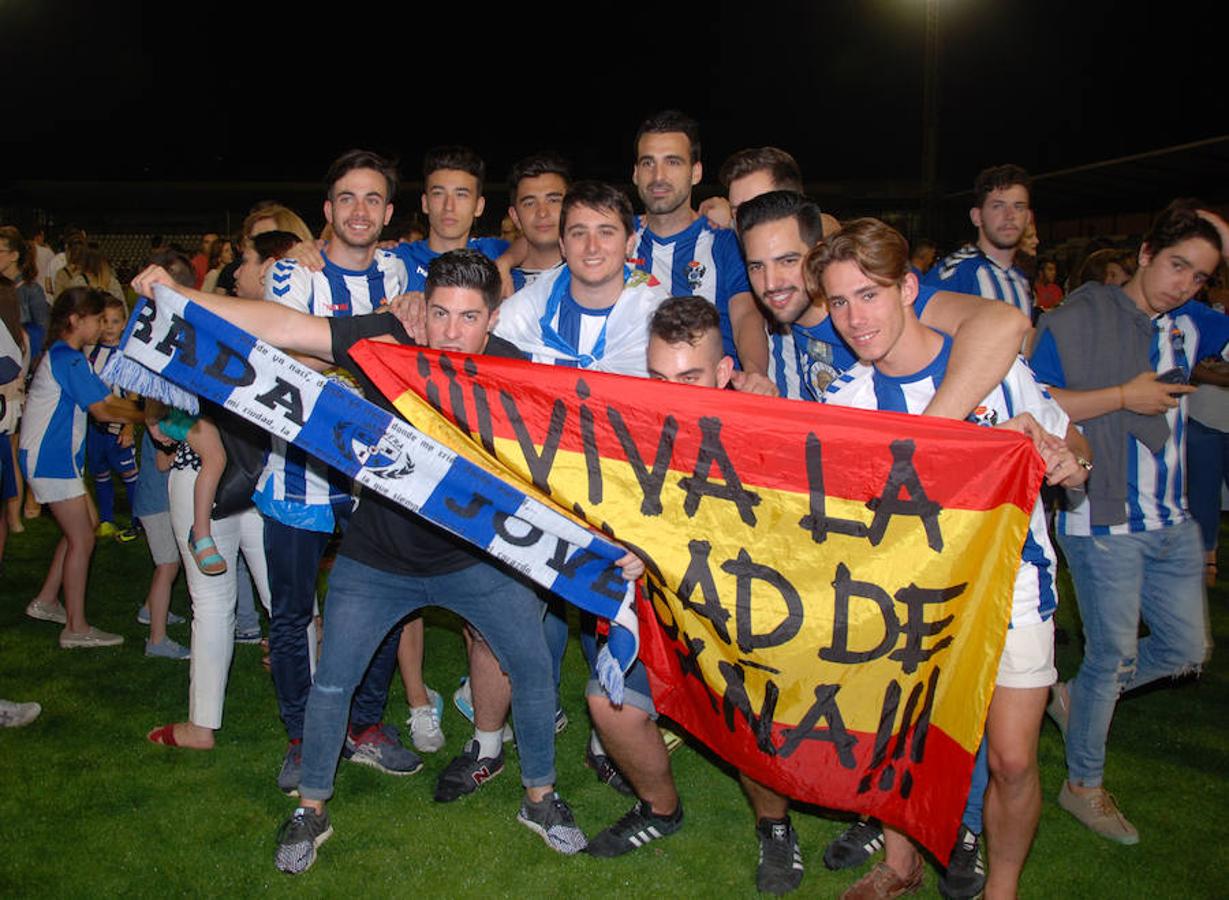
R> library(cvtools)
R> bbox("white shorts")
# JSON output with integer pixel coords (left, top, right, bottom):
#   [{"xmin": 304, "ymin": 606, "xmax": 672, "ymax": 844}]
[
  {"xmin": 140, "ymin": 511, "xmax": 179, "ymax": 566},
  {"xmin": 27, "ymin": 475, "xmax": 86, "ymax": 504},
  {"xmin": 996, "ymin": 618, "xmax": 1057, "ymax": 689}
]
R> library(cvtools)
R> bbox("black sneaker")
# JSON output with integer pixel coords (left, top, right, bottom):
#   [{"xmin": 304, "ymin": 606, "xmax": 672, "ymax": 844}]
[
  {"xmin": 586, "ymin": 799, "xmax": 683, "ymax": 858},
  {"xmin": 757, "ymin": 817, "xmax": 804, "ymax": 895},
  {"xmin": 274, "ymin": 806, "xmax": 333, "ymax": 875},
  {"xmin": 585, "ymin": 745, "xmax": 634, "ymax": 796},
  {"xmin": 822, "ymin": 818, "xmax": 884, "ymax": 870},
  {"xmin": 517, "ymin": 791, "xmax": 588, "ymax": 855},
  {"xmin": 433, "ymin": 739, "xmax": 504, "ymax": 802},
  {"xmin": 938, "ymin": 825, "xmax": 986, "ymax": 899},
  {"xmin": 277, "ymin": 740, "xmax": 302, "ymax": 796}
]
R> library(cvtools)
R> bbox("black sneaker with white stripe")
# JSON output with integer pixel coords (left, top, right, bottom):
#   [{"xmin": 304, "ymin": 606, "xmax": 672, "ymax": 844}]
[
  {"xmin": 757, "ymin": 817, "xmax": 804, "ymax": 895},
  {"xmin": 822, "ymin": 818, "xmax": 884, "ymax": 870},
  {"xmin": 938, "ymin": 824, "xmax": 986, "ymax": 899},
  {"xmin": 586, "ymin": 799, "xmax": 683, "ymax": 858}
]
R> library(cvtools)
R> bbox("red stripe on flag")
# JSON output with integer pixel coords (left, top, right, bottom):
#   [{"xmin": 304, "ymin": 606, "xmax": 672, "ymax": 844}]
[
  {"xmin": 636, "ymin": 588, "xmax": 973, "ymax": 863},
  {"xmin": 351, "ymin": 341, "xmax": 1045, "ymax": 514}
]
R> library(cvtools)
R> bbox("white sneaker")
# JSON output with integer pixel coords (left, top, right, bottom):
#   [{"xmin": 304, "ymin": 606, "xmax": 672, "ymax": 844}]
[
  {"xmin": 59, "ymin": 626, "xmax": 124, "ymax": 649},
  {"xmin": 408, "ymin": 687, "xmax": 446, "ymax": 753},
  {"xmin": 0, "ymin": 699, "xmax": 42, "ymax": 728},
  {"xmin": 26, "ymin": 599, "xmax": 67, "ymax": 625}
]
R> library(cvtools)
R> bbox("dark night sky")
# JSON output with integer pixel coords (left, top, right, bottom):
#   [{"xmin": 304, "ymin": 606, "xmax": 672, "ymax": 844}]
[{"xmin": 1, "ymin": 1, "xmax": 1223, "ymax": 203}]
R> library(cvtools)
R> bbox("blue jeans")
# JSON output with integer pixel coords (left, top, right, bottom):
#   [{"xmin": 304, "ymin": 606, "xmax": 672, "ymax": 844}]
[
  {"xmin": 1186, "ymin": 418, "xmax": 1229, "ymax": 552},
  {"xmin": 1057, "ymin": 520, "xmax": 1210, "ymax": 786},
  {"xmin": 299, "ymin": 555, "xmax": 557, "ymax": 801}
]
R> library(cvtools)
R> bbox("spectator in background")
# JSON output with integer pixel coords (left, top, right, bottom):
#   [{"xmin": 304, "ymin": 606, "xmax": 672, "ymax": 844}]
[
  {"xmin": 191, "ymin": 233, "xmax": 219, "ymax": 288},
  {"xmin": 0, "ymin": 227, "xmax": 51, "ymax": 362},
  {"xmin": 0, "ymin": 276, "xmax": 28, "ymax": 555},
  {"xmin": 244, "ymin": 204, "xmax": 314, "ymax": 245},
  {"xmin": 29, "ymin": 227, "xmax": 55, "ymax": 294},
  {"xmin": 1070, "ymin": 247, "xmax": 1134, "ymax": 291},
  {"xmin": 1035, "ymin": 258, "xmax": 1065, "ymax": 311},
  {"xmin": 909, "ymin": 238, "xmax": 938, "ymax": 277},
  {"xmin": 46, "ymin": 226, "xmax": 84, "ymax": 289},
  {"xmin": 201, "ymin": 238, "xmax": 235, "ymax": 294}
]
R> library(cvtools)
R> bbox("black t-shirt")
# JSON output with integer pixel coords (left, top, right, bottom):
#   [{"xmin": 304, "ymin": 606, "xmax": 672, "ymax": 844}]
[{"xmin": 329, "ymin": 313, "xmax": 525, "ymax": 576}]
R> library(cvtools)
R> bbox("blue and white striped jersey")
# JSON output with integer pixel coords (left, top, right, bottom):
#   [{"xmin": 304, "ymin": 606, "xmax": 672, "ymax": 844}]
[
  {"xmin": 785, "ymin": 285, "xmax": 939, "ymax": 401},
  {"xmin": 266, "ymin": 248, "xmax": 406, "ymax": 318},
  {"xmin": 393, "ymin": 237, "xmax": 509, "ymax": 293},
  {"xmin": 511, "ymin": 260, "xmax": 564, "ymax": 293},
  {"xmin": 631, "ymin": 217, "xmax": 750, "ymax": 366},
  {"xmin": 924, "ymin": 244, "xmax": 1032, "ymax": 319},
  {"xmin": 19, "ymin": 341, "xmax": 111, "ymax": 480},
  {"xmin": 824, "ymin": 335, "xmax": 1066, "ymax": 626},
  {"xmin": 1031, "ymin": 297, "xmax": 1229, "ymax": 536},
  {"xmin": 258, "ymin": 248, "xmax": 408, "ymax": 532},
  {"xmin": 86, "ymin": 342, "xmax": 123, "ymax": 435}
]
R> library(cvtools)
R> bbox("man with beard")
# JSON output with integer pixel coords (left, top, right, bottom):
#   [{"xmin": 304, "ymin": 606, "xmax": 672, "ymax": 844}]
[
  {"xmin": 629, "ymin": 110, "xmax": 773, "ymax": 391},
  {"xmin": 925, "ymin": 165, "xmax": 1035, "ymax": 319}
]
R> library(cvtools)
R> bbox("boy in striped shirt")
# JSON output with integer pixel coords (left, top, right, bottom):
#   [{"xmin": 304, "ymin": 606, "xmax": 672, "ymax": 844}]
[{"xmin": 813, "ymin": 218, "xmax": 1088, "ymax": 900}]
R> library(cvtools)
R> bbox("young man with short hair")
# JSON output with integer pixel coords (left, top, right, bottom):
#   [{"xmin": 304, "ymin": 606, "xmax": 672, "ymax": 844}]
[
  {"xmin": 258, "ymin": 149, "xmax": 416, "ymax": 789},
  {"xmin": 736, "ymin": 190, "xmax": 1035, "ymax": 896},
  {"xmin": 506, "ymin": 152, "xmax": 570, "ymax": 291},
  {"xmin": 495, "ymin": 180, "xmax": 668, "ymax": 375},
  {"xmin": 134, "ymin": 249, "xmax": 632, "ymax": 871},
  {"xmin": 925, "ymin": 164, "xmax": 1035, "ymax": 318},
  {"xmin": 393, "ymin": 146, "xmax": 509, "ymax": 292},
  {"xmin": 1030, "ymin": 201, "xmax": 1229, "ymax": 845},
  {"xmin": 630, "ymin": 111, "xmax": 771, "ymax": 387},
  {"xmin": 813, "ymin": 218, "xmax": 1087, "ymax": 900}
]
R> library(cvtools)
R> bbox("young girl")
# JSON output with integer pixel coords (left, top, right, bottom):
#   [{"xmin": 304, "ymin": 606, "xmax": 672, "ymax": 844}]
[
  {"xmin": 19, "ymin": 287, "xmax": 143, "ymax": 648},
  {"xmin": 86, "ymin": 296, "xmax": 139, "ymax": 539},
  {"xmin": 158, "ymin": 406, "xmax": 228, "ymax": 575}
]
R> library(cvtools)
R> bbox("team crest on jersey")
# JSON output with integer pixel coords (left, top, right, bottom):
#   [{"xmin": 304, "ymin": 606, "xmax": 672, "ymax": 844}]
[
  {"xmin": 686, "ymin": 259, "xmax": 706, "ymax": 290},
  {"xmin": 967, "ymin": 405, "xmax": 999, "ymax": 427},
  {"xmin": 333, "ymin": 421, "xmax": 414, "ymax": 479},
  {"xmin": 804, "ymin": 339, "xmax": 839, "ymax": 393}
]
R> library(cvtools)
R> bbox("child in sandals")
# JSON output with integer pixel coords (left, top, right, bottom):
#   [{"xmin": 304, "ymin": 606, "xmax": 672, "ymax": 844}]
[{"xmin": 158, "ymin": 406, "xmax": 227, "ymax": 575}]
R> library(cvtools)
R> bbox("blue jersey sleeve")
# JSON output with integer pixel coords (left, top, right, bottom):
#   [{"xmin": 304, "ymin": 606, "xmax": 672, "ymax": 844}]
[
  {"xmin": 473, "ymin": 237, "xmax": 510, "ymax": 260},
  {"xmin": 58, "ymin": 351, "xmax": 111, "ymax": 409},
  {"xmin": 713, "ymin": 229, "xmax": 750, "ymax": 302},
  {"xmin": 1181, "ymin": 300, "xmax": 1229, "ymax": 361},
  {"xmin": 1027, "ymin": 329, "xmax": 1067, "ymax": 388},
  {"xmin": 923, "ymin": 257, "xmax": 980, "ymax": 296}
]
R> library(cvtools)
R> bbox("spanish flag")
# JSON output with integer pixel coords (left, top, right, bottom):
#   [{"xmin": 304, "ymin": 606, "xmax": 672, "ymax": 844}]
[{"xmin": 352, "ymin": 341, "xmax": 1045, "ymax": 862}]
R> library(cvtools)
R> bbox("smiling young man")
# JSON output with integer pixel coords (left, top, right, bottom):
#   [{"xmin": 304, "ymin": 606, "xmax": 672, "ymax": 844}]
[
  {"xmin": 812, "ymin": 218, "xmax": 1087, "ymax": 900},
  {"xmin": 736, "ymin": 191, "xmax": 1031, "ymax": 418},
  {"xmin": 629, "ymin": 111, "xmax": 771, "ymax": 389},
  {"xmin": 1028, "ymin": 200, "xmax": 1229, "ymax": 846},
  {"xmin": 495, "ymin": 180, "xmax": 668, "ymax": 375},
  {"xmin": 132, "ymin": 249, "xmax": 628, "ymax": 871},
  {"xmin": 737, "ymin": 192, "xmax": 1037, "ymax": 896},
  {"xmin": 925, "ymin": 165, "xmax": 1035, "ymax": 319},
  {"xmin": 257, "ymin": 150, "xmax": 414, "ymax": 792},
  {"xmin": 393, "ymin": 146, "xmax": 509, "ymax": 293}
]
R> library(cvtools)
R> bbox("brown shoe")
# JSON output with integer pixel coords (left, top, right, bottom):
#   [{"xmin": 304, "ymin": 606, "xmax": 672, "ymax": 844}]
[
  {"xmin": 1058, "ymin": 782, "xmax": 1139, "ymax": 845},
  {"xmin": 840, "ymin": 858, "xmax": 924, "ymax": 899}
]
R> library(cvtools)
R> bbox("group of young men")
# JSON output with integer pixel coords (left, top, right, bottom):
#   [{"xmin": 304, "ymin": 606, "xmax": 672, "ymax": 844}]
[{"xmin": 130, "ymin": 108, "xmax": 1228, "ymax": 898}]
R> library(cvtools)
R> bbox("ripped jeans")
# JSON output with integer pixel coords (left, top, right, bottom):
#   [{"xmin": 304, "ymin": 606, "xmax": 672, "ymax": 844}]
[{"xmin": 1057, "ymin": 519, "xmax": 1211, "ymax": 787}]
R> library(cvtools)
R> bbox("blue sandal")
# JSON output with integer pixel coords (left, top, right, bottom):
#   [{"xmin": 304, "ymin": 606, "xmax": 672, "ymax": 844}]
[{"xmin": 188, "ymin": 527, "xmax": 227, "ymax": 576}]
